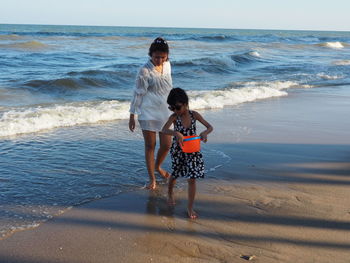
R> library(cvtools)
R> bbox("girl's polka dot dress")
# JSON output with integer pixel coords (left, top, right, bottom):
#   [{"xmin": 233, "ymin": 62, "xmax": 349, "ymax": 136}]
[{"xmin": 170, "ymin": 111, "xmax": 205, "ymax": 179}]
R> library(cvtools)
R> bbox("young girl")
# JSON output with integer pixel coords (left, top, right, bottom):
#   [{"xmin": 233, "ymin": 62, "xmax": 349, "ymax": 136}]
[{"xmin": 162, "ymin": 88, "xmax": 213, "ymax": 219}]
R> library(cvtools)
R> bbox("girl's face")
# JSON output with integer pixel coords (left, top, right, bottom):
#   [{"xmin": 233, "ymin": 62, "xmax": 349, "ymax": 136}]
[
  {"xmin": 168, "ymin": 102, "xmax": 187, "ymax": 115},
  {"xmin": 151, "ymin": 51, "xmax": 168, "ymax": 66}
]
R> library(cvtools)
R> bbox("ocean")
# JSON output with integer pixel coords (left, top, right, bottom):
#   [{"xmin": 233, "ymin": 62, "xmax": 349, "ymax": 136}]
[{"xmin": 0, "ymin": 24, "xmax": 349, "ymax": 238}]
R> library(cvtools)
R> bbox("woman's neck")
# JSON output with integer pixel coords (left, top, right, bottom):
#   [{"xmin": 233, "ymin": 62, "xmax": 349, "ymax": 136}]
[{"xmin": 151, "ymin": 63, "xmax": 163, "ymax": 74}]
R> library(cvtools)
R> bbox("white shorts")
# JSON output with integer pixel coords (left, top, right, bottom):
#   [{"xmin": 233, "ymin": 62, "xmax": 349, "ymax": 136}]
[{"xmin": 138, "ymin": 120, "xmax": 164, "ymax": 132}]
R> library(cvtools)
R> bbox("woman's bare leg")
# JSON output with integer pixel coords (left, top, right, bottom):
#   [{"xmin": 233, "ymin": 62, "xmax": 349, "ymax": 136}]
[
  {"xmin": 155, "ymin": 132, "xmax": 171, "ymax": 178},
  {"xmin": 142, "ymin": 130, "xmax": 157, "ymax": 189},
  {"xmin": 187, "ymin": 179, "xmax": 197, "ymax": 219}
]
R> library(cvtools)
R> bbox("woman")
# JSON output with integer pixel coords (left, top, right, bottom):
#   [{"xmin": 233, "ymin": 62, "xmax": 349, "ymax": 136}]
[{"xmin": 129, "ymin": 37, "xmax": 172, "ymax": 190}]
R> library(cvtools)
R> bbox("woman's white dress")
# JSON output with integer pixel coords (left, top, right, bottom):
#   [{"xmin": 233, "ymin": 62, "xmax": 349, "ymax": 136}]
[{"xmin": 129, "ymin": 60, "xmax": 172, "ymax": 132}]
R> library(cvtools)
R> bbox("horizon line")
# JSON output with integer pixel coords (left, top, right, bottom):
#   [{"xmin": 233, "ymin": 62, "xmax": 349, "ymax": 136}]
[{"xmin": 1, "ymin": 22, "xmax": 350, "ymax": 33}]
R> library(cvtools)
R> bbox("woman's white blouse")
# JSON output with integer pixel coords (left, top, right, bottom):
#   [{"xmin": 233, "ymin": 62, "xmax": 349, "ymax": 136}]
[{"xmin": 129, "ymin": 60, "xmax": 172, "ymax": 131}]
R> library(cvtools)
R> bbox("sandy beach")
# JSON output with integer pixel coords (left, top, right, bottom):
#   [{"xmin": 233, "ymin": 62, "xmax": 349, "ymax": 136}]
[{"xmin": 1, "ymin": 87, "xmax": 350, "ymax": 263}]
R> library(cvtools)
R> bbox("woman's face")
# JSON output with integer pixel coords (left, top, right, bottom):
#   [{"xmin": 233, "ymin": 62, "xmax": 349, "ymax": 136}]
[{"xmin": 151, "ymin": 51, "xmax": 168, "ymax": 66}]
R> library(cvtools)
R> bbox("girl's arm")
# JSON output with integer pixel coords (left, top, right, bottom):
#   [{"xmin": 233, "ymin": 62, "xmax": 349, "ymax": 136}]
[
  {"xmin": 162, "ymin": 114, "xmax": 184, "ymax": 146},
  {"xmin": 193, "ymin": 111, "xmax": 213, "ymax": 143}
]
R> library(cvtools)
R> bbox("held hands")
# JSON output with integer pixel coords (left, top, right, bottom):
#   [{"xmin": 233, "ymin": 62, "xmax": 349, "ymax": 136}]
[
  {"xmin": 129, "ymin": 115, "xmax": 135, "ymax": 132},
  {"xmin": 199, "ymin": 131, "xmax": 208, "ymax": 143}
]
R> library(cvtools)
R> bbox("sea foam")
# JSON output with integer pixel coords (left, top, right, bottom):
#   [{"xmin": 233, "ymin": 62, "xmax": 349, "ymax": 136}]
[
  {"xmin": 0, "ymin": 81, "xmax": 304, "ymax": 137},
  {"xmin": 318, "ymin": 41, "xmax": 344, "ymax": 49},
  {"xmin": 248, "ymin": 51, "xmax": 261, "ymax": 57},
  {"xmin": 189, "ymin": 81, "xmax": 296, "ymax": 110},
  {"xmin": 0, "ymin": 101, "xmax": 130, "ymax": 137},
  {"xmin": 333, "ymin": 60, "xmax": 350, "ymax": 66},
  {"xmin": 317, "ymin": 73, "xmax": 342, "ymax": 80}
]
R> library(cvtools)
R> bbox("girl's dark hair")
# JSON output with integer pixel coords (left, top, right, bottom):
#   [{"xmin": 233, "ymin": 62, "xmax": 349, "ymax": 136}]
[
  {"xmin": 167, "ymin": 88, "xmax": 189, "ymax": 106},
  {"xmin": 148, "ymin": 37, "xmax": 169, "ymax": 57}
]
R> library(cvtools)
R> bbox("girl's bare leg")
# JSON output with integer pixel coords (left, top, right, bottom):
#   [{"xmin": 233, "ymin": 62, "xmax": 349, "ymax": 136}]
[
  {"xmin": 142, "ymin": 130, "xmax": 157, "ymax": 189},
  {"xmin": 168, "ymin": 177, "xmax": 176, "ymax": 205},
  {"xmin": 155, "ymin": 132, "xmax": 171, "ymax": 178},
  {"xmin": 187, "ymin": 179, "xmax": 197, "ymax": 219}
]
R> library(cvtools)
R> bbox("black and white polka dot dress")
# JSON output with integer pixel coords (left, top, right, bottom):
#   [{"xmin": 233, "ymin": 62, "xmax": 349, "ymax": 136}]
[{"xmin": 170, "ymin": 111, "xmax": 205, "ymax": 179}]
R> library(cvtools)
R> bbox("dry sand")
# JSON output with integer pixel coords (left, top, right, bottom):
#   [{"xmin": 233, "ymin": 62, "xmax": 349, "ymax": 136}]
[{"xmin": 1, "ymin": 88, "xmax": 349, "ymax": 262}]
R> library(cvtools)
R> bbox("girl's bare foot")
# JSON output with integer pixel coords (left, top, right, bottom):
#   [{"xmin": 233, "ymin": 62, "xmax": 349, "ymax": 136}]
[
  {"xmin": 156, "ymin": 167, "xmax": 170, "ymax": 179},
  {"xmin": 187, "ymin": 209, "xmax": 198, "ymax": 219},
  {"xmin": 167, "ymin": 194, "xmax": 176, "ymax": 206},
  {"xmin": 146, "ymin": 181, "xmax": 157, "ymax": 190}
]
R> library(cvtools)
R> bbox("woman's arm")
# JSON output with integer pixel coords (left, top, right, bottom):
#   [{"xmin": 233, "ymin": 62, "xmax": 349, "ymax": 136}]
[
  {"xmin": 129, "ymin": 114, "xmax": 136, "ymax": 132},
  {"xmin": 129, "ymin": 68, "xmax": 149, "ymax": 114},
  {"xmin": 193, "ymin": 111, "xmax": 213, "ymax": 142},
  {"xmin": 167, "ymin": 61, "xmax": 173, "ymax": 87},
  {"xmin": 129, "ymin": 67, "xmax": 149, "ymax": 132}
]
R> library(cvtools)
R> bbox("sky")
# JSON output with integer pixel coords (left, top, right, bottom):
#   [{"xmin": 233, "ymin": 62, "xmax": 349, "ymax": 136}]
[{"xmin": 1, "ymin": 0, "xmax": 349, "ymax": 31}]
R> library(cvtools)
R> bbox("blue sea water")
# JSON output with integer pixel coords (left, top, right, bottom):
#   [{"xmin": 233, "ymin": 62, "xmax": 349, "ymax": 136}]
[{"xmin": 0, "ymin": 24, "xmax": 349, "ymax": 238}]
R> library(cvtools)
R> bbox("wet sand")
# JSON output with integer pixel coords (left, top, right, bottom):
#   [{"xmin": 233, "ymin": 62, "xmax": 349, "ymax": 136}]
[{"xmin": 1, "ymin": 87, "xmax": 350, "ymax": 263}]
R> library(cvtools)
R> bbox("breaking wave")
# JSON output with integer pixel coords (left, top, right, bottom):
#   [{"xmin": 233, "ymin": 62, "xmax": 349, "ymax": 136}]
[
  {"xmin": 0, "ymin": 100, "xmax": 130, "ymax": 137},
  {"xmin": 0, "ymin": 81, "xmax": 308, "ymax": 137},
  {"xmin": 332, "ymin": 60, "xmax": 350, "ymax": 66},
  {"xmin": 189, "ymin": 81, "xmax": 299, "ymax": 109},
  {"xmin": 317, "ymin": 42, "xmax": 345, "ymax": 49},
  {"xmin": 173, "ymin": 51, "xmax": 263, "ymax": 73}
]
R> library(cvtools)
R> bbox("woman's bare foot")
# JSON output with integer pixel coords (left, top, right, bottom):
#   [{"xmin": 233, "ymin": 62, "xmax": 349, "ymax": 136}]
[
  {"xmin": 156, "ymin": 167, "xmax": 170, "ymax": 179},
  {"xmin": 146, "ymin": 181, "xmax": 157, "ymax": 190},
  {"xmin": 187, "ymin": 209, "xmax": 198, "ymax": 219}
]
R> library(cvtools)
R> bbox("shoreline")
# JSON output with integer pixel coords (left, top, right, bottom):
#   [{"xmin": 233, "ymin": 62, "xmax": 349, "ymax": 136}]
[
  {"xmin": 1, "ymin": 153, "xmax": 349, "ymax": 262},
  {"xmin": 1, "ymin": 86, "xmax": 350, "ymax": 262}
]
